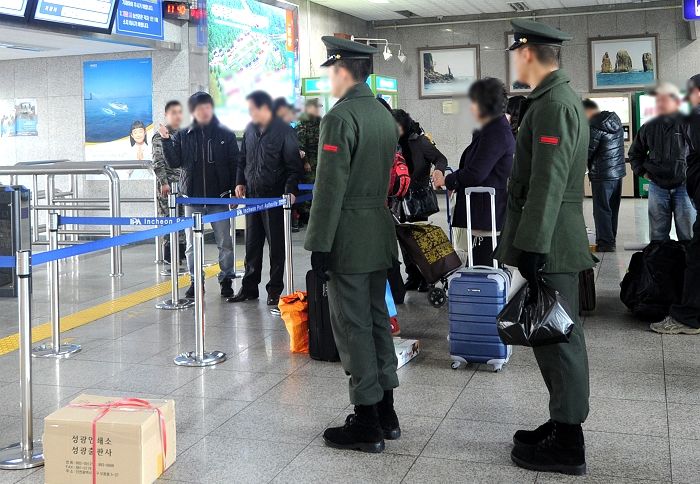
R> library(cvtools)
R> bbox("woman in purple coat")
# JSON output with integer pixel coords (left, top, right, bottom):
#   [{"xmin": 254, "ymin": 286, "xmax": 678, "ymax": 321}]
[{"xmin": 437, "ymin": 78, "xmax": 515, "ymax": 266}]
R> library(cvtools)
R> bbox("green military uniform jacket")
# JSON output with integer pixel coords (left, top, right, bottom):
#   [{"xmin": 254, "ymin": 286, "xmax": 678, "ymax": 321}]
[
  {"xmin": 494, "ymin": 70, "xmax": 595, "ymax": 273},
  {"xmin": 304, "ymin": 82, "xmax": 399, "ymax": 274}
]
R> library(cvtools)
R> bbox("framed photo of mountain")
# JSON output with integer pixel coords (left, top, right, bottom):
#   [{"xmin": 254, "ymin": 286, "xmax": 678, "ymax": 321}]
[
  {"xmin": 418, "ymin": 45, "xmax": 480, "ymax": 99},
  {"xmin": 589, "ymin": 35, "xmax": 659, "ymax": 92},
  {"xmin": 506, "ymin": 33, "xmax": 532, "ymax": 94}
]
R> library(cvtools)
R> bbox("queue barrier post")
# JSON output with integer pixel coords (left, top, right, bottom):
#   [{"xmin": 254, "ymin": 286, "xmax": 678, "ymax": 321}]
[
  {"xmin": 154, "ymin": 173, "xmax": 165, "ymax": 264},
  {"xmin": 32, "ymin": 212, "xmax": 81, "ymax": 358},
  {"xmin": 174, "ymin": 212, "xmax": 226, "ymax": 367},
  {"xmin": 156, "ymin": 184, "xmax": 194, "ymax": 310},
  {"xmin": 0, "ymin": 251, "xmax": 44, "ymax": 469},
  {"xmin": 159, "ymin": 182, "xmax": 187, "ymax": 278},
  {"xmin": 283, "ymin": 193, "xmax": 294, "ymax": 292}
]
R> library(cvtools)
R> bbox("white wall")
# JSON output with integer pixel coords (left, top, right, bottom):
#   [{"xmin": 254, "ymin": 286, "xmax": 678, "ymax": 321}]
[{"xmin": 371, "ymin": 6, "xmax": 700, "ymax": 166}]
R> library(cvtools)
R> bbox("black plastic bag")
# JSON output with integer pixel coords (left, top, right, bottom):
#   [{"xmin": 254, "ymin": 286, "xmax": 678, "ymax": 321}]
[{"xmin": 497, "ymin": 279, "xmax": 575, "ymax": 347}]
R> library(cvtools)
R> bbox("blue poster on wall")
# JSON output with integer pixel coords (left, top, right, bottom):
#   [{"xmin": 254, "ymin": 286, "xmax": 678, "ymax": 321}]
[
  {"xmin": 83, "ymin": 58, "xmax": 153, "ymax": 177},
  {"xmin": 116, "ymin": 0, "xmax": 164, "ymax": 40}
]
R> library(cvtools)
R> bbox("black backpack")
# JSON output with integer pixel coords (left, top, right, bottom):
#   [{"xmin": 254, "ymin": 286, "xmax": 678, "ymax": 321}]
[{"xmin": 620, "ymin": 240, "xmax": 686, "ymax": 321}]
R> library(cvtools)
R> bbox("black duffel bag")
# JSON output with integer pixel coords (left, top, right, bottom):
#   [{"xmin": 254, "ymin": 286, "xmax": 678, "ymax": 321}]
[{"xmin": 620, "ymin": 240, "xmax": 686, "ymax": 321}]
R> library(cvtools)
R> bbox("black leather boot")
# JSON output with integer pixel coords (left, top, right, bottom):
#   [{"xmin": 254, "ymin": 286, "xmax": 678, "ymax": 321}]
[
  {"xmin": 377, "ymin": 390, "xmax": 401, "ymax": 440},
  {"xmin": 323, "ymin": 405, "xmax": 385, "ymax": 453},
  {"xmin": 511, "ymin": 421, "xmax": 586, "ymax": 476},
  {"xmin": 513, "ymin": 420, "xmax": 553, "ymax": 447},
  {"xmin": 227, "ymin": 288, "xmax": 259, "ymax": 303}
]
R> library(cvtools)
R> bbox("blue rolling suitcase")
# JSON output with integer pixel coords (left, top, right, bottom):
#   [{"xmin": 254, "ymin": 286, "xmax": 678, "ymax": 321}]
[{"xmin": 448, "ymin": 187, "xmax": 511, "ymax": 372}]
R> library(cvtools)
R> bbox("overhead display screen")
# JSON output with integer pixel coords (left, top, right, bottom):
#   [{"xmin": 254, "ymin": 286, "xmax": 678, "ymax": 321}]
[
  {"xmin": 208, "ymin": 0, "xmax": 299, "ymax": 132},
  {"xmin": 32, "ymin": 0, "xmax": 118, "ymax": 32},
  {"xmin": 0, "ymin": 0, "xmax": 30, "ymax": 18}
]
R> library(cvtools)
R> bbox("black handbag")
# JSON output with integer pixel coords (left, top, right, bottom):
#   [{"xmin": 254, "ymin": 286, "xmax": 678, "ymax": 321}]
[{"xmin": 402, "ymin": 186, "xmax": 439, "ymax": 222}]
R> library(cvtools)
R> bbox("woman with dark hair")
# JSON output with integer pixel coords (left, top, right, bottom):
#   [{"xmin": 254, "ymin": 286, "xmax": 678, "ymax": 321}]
[
  {"xmin": 506, "ymin": 95, "xmax": 527, "ymax": 137},
  {"xmin": 436, "ymin": 77, "xmax": 515, "ymax": 266},
  {"xmin": 392, "ymin": 108, "xmax": 449, "ymax": 291}
]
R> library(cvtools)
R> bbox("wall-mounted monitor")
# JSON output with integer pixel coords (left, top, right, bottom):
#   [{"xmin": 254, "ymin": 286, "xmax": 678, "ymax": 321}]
[
  {"xmin": 31, "ymin": 0, "xmax": 119, "ymax": 33},
  {"xmin": 0, "ymin": 0, "xmax": 31, "ymax": 20}
]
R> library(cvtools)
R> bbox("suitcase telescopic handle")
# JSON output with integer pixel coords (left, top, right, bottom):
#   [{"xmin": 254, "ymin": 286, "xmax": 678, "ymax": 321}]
[
  {"xmin": 443, "ymin": 167, "xmax": 454, "ymax": 244},
  {"xmin": 464, "ymin": 187, "xmax": 498, "ymax": 269}
]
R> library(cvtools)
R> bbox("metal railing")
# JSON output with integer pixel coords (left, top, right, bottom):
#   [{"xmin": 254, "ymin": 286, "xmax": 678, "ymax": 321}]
[{"xmin": 1, "ymin": 160, "xmax": 163, "ymax": 276}]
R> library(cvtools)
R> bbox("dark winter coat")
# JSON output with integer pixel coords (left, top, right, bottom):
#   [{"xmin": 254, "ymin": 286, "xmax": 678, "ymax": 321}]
[
  {"xmin": 162, "ymin": 116, "xmax": 239, "ymax": 198},
  {"xmin": 399, "ymin": 133, "xmax": 448, "ymax": 189},
  {"xmin": 445, "ymin": 115, "xmax": 515, "ymax": 231},
  {"xmin": 237, "ymin": 117, "xmax": 304, "ymax": 197},
  {"xmin": 685, "ymin": 106, "xmax": 700, "ymax": 204},
  {"xmin": 587, "ymin": 111, "xmax": 626, "ymax": 181},
  {"xmin": 629, "ymin": 112, "xmax": 689, "ymax": 190}
]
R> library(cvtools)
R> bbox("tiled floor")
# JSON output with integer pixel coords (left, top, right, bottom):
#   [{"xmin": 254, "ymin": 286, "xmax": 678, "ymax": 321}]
[{"xmin": 0, "ymin": 198, "xmax": 696, "ymax": 483}]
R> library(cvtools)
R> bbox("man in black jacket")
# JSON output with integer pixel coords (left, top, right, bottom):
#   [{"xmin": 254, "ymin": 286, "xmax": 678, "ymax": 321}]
[
  {"xmin": 159, "ymin": 92, "xmax": 239, "ymax": 298},
  {"xmin": 651, "ymin": 75, "xmax": 700, "ymax": 335},
  {"xmin": 583, "ymin": 99, "xmax": 626, "ymax": 252},
  {"xmin": 629, "ymin": 82, "xmax": 696, "ymax": 242},
  {"xmin": 229, "ymin": 91, "xmax": 303, "ymax": 306}
]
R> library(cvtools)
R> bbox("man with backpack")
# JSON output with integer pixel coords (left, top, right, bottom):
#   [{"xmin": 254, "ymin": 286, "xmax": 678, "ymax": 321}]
[
  {"xmin": 629, "ymin": 82, "xmax": 696, "ymax": 242},
  {"xmin": 650, "ymin": 75, "xmax": 700, "ymax": 335}
]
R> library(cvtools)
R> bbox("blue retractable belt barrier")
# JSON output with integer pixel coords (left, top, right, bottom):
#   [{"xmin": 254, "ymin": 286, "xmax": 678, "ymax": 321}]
[
  {"xmin": 32, "ymin": 219, "xmax": 195, "ymax": 266},
  {"xmin": 298, "ymin": 184, "xmax": 314, "ymax": 191},
  {"xmin": 202, "ymin": 198, "xmax": 286, "ymax": 224},
  {"xmin": 30, "ymin": 200, "xmax": 287, "ymax": 266},
  {"xmin": 176, "ymin": 197, "xmax": 281, "ymax": 206},
  {"xmin": 0, "ymin": 256, "xmax": 15, "ymax": 268},
  {"xmin": 59, "ymin": 216, "xmax": 189, "ymax": 227}
]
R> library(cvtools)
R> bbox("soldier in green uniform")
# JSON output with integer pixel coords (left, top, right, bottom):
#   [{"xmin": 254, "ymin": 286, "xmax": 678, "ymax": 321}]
[
  {"xmin": 305, "ymin": 36, "xmax": 400, "ymax": 454},
  {"xmin": 152, "ymin": 100, "xmax": 185, "ymax": 263},
  {"xmin": 295, "ymin": 98, "xmax": 322, "ymax": 226},
  {"xmin": 494, "ymin": 19, "xmax": 595, "ymax": 475}
]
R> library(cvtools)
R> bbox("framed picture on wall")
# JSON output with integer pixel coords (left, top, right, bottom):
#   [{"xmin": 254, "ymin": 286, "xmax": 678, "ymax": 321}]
[
  {"xmin": 506, "ymin": 33, "xmax": 532, "ymax": 94},
  {"xmin": 589, "ymin": 35, "xmax": 659, "ymax": 92},
  {"xmin": 418, "ymin": 45, "xmax": 480, "ymax": 99}
]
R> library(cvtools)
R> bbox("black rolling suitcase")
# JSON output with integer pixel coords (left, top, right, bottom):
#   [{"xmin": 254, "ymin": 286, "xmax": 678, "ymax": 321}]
[{"xmin": 306, "ymin": 270, "xmax": 340, "ymax": 362}]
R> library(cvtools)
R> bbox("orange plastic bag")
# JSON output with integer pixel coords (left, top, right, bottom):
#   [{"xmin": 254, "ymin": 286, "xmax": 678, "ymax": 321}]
[{"xmin": 278, "ymin": 291, "xmax": 309, "ymax": 353}]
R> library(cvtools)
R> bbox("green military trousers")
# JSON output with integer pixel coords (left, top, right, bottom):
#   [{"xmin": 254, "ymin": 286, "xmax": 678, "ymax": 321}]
[
  {"xmin": 327, "ymin": 269, "xmax": 399, "ymax": 405},
  {"xmin": 533, "ymin": 272, "xmax": 590, "ymax": 424}
]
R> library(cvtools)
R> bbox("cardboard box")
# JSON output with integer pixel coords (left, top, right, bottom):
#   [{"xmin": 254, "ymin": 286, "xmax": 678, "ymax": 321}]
[
  {"xmin": 44, "ymin": 394, "xmax": 176, "ymax": 484},
  {"xmin": 394, "ymin": 338, "xmax": 420, "ymax": 369}
]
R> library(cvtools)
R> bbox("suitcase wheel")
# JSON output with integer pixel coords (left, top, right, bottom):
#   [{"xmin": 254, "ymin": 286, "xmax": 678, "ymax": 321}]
[
  {"xmin": 491, "ymin": 364, "xmax": 503, "ymax": 372},
  {"xmin": 451, "ymin": 361, "xmax": 462, "ymax": 370},
  {"xmin": 428, "ymin": 287, "xmax": 446, "ymax": 308}
]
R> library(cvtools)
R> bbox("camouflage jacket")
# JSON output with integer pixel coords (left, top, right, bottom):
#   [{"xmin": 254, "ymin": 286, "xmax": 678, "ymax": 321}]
[
  {"xmin": 296, "ymin": 114, "xmax": 321, "ymax": 167},
  {"xmin": 152, "ymin": 126, "xmax": 181, "ymax": 187}
]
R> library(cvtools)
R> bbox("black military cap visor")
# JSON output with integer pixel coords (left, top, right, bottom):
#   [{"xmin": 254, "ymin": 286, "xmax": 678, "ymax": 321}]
[
  {"xmin": 508, "ymin": 33, "xmax": 566, "ymax": 51},
  {"xmin": 321, "ymin": 52, "xmax": 372, "ymax": 67}
]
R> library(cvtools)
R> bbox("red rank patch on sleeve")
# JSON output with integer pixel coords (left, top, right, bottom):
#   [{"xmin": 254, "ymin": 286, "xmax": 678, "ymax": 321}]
[
  {"xmin": 323, "ymin": 144, "xmax": 339, "ymax": 153},
  {"xmin": 539, "ymin": 135, "xmax": 560, "ymax": 145}
]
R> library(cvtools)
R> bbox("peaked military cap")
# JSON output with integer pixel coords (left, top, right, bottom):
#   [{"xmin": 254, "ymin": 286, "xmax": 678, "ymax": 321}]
[
  {"xmin": 508, "ymin": 18, "xmax": 573, "ymax": 51},
  {"xmin": 321, "ymin": 36, "xmax": 378, "ymax": 67}
]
